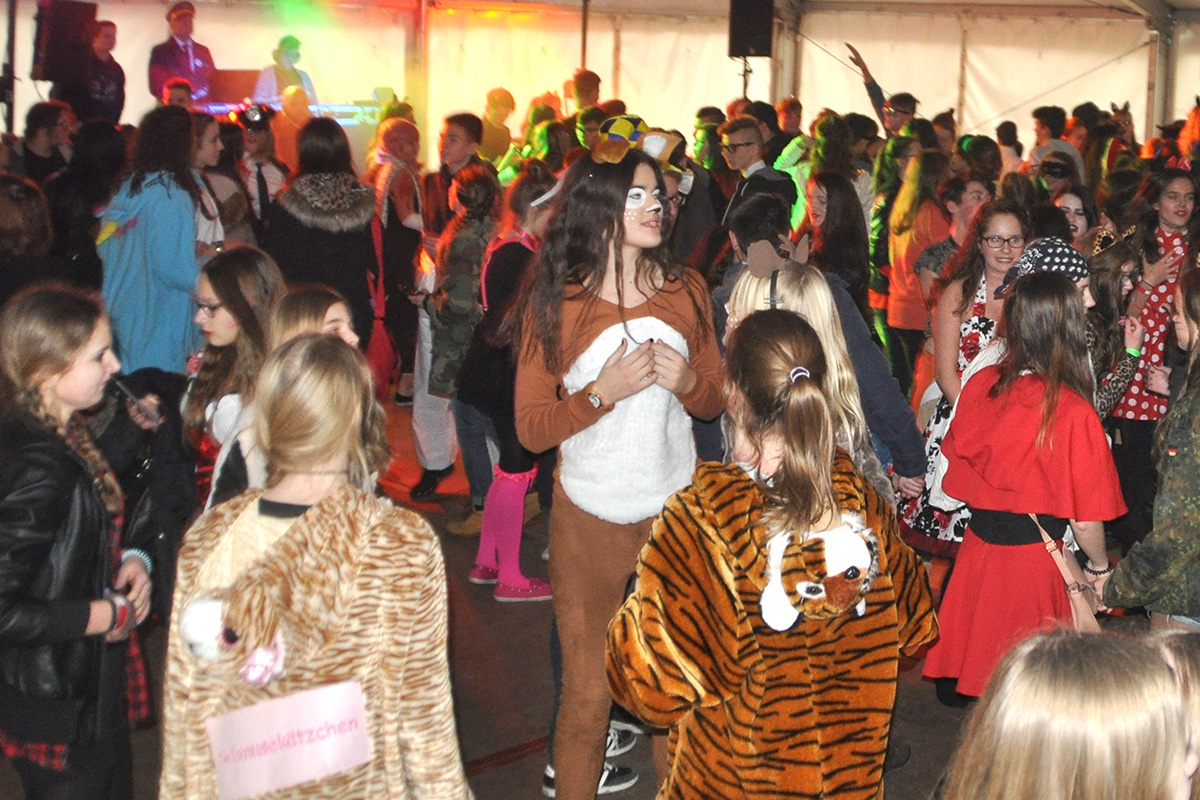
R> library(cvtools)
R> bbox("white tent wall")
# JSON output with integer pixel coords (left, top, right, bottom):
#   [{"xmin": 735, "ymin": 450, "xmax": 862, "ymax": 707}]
[
  {"xmin": 7, "ymin": 1, "xmax": 410, "ymax": 131},
  {"xmin": 796, "ymin": 10, "xmax": 1151, "ymax": 154},
  {"xmin": 960, "ymin": 16, "xmax": 1149, "ymax": 149},
  {"xmin": 796, "ymin": 13, "xmax": 962, "ymax": 132},
  {"xmin": 1173, "ymin": 22, "xmax": 1200, "ymax": 126}
]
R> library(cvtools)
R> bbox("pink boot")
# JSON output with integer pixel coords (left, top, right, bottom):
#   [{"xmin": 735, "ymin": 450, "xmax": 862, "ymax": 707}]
[{"xmin": 473, "ymin": 466, "xmax": 551, "ymax": 602}]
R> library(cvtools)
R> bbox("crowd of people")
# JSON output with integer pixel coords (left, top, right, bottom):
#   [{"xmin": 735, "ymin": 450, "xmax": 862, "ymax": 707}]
[{"xmin": 1, "ymin": 36, "xmax": 1200, "ymax": 800}]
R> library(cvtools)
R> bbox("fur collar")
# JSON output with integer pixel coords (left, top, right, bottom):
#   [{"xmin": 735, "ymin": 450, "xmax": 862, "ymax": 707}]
[{"xmin": 278, "ymin": 172, "xmax": 375, "ymax": 233}]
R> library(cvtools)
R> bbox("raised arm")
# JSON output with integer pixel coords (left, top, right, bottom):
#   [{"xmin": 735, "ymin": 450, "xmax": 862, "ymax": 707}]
[{"xmin": 846, "ymin": 43, "xmax": 887, "ymax": 130}]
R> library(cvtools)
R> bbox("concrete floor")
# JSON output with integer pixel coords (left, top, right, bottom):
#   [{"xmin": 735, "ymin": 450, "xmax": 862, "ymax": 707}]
[{"xmin": 0, "ymin": 403, "xmax": 1148, "ymax": 800}]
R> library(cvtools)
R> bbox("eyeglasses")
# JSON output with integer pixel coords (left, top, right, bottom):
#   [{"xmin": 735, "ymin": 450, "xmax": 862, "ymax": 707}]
[
  {"xmin": 193, "ymin": 297, "xmax": 224, "ymax": 318},
  {"xmin": 982, "ymin": 235, "xmax": 1026, "ymax": 250},
  {"xmin": 722, "ymin": 141, "xmax": 755, "ymax": 153},
  {"xmin": 882, "ymin": 106, "xmax": 912, "ymax": 116}
]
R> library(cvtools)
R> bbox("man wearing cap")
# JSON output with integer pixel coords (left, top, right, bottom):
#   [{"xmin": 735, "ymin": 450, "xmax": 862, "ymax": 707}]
[
  {"xmin": 148, "ymin": 1, "xmax": 215, "ymax": 101},
  {"xmin": 252, "ymin": 35, "xmax": 317, "ymax": 107},
  {"xmin": 236, "ymin": 103, "xmax": 289, "ymax": 233},
  {"xmin": 478, "ymin": 87, "xmax": 515, "ymax": 162}
]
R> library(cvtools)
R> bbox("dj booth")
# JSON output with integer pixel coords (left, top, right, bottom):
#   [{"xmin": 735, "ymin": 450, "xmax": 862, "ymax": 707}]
[{"xmin": 198, "ymin": 69, "xmax": 389, "ymax": 166}]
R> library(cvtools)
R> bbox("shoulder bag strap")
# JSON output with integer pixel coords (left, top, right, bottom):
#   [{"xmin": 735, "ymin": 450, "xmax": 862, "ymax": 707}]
[{"xmin": 369, "ymin": 215, "xmax": 386, "ymax": 317}]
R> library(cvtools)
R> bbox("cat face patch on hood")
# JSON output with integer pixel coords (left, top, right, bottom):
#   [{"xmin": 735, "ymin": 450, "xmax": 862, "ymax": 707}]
[{"xmin": 760, "ymin": 513, "xmax": 880, "ymax": 632}]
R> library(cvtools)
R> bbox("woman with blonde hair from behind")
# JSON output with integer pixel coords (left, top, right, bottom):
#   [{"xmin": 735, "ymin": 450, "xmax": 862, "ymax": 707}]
[
  {"xmin": 941, "ymin": 631, "xmax": 1198, "ymax": 800},
  {"xmin": 160, "ymin": 334, "xmax": 470, "ymax": 799},
  {"xmin": 726, "ymin": 263, "xmax": 892, "ymax": 500},
  {"xmin": 1155, "ymin": 630, "xmax": 1200, "ymax": 800}
]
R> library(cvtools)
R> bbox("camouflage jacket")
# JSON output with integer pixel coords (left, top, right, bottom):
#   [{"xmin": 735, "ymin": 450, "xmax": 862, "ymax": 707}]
[
  {"xmin": 1105, "ymin": 389, "xmax": 1200, "ymax": 615},
  {"xmin": 427, "ymin": 216, "xmax": 494, "ymax": 397}
]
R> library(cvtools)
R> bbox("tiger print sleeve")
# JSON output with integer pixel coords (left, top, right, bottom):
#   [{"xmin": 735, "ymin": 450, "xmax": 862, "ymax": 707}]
[
  {"xmin": 863, "ymin": 480, "xmax": 938, "ymax": 656},
  {"xmin": 607, "ymin": 483, "xmax": 751, "ymax": 727}
]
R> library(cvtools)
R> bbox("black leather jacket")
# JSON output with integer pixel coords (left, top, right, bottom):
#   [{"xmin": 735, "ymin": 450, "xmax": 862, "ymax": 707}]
[{"xmin": 0, "ymin": 411, "xmax": 116, "ymax": 745}]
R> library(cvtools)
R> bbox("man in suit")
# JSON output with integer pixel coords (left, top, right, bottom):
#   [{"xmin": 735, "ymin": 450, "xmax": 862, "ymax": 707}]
[{"xmin": 148, "ymin": 1, "xmax": 215, "ymax": 101}]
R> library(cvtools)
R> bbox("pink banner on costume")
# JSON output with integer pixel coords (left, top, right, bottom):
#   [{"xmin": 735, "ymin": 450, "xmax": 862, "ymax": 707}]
[{"xmin": 205, "ymin": 680, "xmax": 371, "ymax": 800}]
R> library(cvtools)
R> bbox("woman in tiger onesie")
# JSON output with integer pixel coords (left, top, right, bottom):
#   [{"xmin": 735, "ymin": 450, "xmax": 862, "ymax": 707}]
[{"xmin": 608, "ymin": 309, "xmax": 937, "ymax": 799}]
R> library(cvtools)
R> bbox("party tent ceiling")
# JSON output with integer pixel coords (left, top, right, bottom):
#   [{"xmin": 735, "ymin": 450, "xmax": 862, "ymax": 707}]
[{"xmin": 6, "ymin": 0, "xmax": 1199, "ymax": 161}]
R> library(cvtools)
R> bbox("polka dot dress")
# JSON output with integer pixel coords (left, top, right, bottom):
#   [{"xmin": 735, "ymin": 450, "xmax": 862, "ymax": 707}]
[{"xmin": 1113, "ymin": 228, "xmax": 1183, "ymax": 422}]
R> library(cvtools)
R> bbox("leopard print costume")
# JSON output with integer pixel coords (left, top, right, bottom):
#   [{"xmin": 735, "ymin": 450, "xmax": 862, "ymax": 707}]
[{"xmin": 160, "ymin": 486, "xmax": 472, "ymax": 800}]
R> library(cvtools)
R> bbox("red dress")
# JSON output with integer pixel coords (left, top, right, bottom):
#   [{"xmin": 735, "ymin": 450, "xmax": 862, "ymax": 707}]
[{"xmin": 922, "ymin": 367, "xmax": 1126, "ymax": 696}]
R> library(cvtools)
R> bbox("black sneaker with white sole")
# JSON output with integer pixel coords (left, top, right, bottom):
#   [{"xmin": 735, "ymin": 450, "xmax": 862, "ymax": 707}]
[
  {"xmin": 541, "ymin": 762, "xmax": 639, "ymax": 797},
  {"xmin": 605, "ymin": 726, "xmax": 636, "ymax": 758}
]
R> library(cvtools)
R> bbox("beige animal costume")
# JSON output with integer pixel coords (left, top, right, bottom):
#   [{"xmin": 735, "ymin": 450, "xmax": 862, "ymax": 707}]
[{"xmin": 160, "ymin": 486, "xmax": 471, "ymax": 799}]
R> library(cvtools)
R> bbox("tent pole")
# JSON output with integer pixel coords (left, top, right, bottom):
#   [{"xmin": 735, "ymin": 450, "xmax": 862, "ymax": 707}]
[
  {"xmin": 955, "ymin": 14, "xmax": 968, "ymax": 137},
  {"xmin": 581, "ymin": 0, "xmax": 589, "ymax": 67},
  {"xmin": 2, "ymin": 0, "xmax": 15, "ymax": 133},
  {"xmin": 1146, "ymin": 20, "xmax": 1174, "ymax": 137}
]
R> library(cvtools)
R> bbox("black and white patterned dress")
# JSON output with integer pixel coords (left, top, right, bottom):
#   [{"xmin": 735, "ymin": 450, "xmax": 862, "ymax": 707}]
[{"xmin": 898, "ymin": 274, "xmax": 997, "ymax": 557}]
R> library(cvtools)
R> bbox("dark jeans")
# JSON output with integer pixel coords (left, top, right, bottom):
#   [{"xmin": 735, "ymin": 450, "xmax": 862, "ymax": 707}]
[
  {"xmin": 451, "ymin": 398, "xmax": 497, "ymax": 506},
  {"xmin": 887, "ymin": 326, "xmax": 925, "ymax": 399},
  {"xmin": 1108, "ymin": 417, "xmax": 1158, "ymax": 552}
]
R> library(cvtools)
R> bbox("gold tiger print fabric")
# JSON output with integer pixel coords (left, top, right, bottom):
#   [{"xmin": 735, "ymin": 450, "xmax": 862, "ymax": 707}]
[
  {"xmin": 159, "ymin": 486, "xmax": 472, "ymax": 800},
  {"xmin": 607, "ymin": 453, "xmax": 938, "ymax": 799}
]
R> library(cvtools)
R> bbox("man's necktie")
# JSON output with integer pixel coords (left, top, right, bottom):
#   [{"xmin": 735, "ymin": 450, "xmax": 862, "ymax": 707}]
[{"xmin": 256, "ymin": 164, "xmax": 270, "ymax": 220}]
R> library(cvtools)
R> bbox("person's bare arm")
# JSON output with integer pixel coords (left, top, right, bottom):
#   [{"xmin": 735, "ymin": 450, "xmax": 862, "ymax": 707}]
[{"xmin": 932, "ymin": 279, "xmax": 966, "ymax": 404}]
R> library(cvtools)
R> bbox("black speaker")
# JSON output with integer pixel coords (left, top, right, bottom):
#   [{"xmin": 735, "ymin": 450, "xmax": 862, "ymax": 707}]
[
  {"xmin": 31, "ymin": 0, "xmax": 98, "ymax": 83},
  {"xmin": 729, "ymin": 0, "xmax": 773, "ymax": 58}
]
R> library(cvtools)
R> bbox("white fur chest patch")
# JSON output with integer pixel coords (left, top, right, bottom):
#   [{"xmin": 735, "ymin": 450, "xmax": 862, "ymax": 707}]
[{"xmin": 560, "ymin": 317, "xmax": 695, "ymax": 524}]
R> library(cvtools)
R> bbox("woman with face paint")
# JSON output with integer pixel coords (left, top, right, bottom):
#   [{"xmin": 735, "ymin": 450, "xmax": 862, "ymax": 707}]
[{"xmin": 515, "ymin": 143, "xmax": 723, "ymax": 800}]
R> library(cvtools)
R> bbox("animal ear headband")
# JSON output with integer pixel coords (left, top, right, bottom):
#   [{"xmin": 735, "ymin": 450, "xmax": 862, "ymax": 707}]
[{"xmin": 1090, "ymin": 225, "xmax": 1138, "ymax": 256}]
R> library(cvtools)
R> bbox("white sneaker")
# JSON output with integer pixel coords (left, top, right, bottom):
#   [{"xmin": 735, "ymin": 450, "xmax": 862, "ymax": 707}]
[{"xmin": 541, "ymin": 762, "xmax": 639, "ymax": 797}]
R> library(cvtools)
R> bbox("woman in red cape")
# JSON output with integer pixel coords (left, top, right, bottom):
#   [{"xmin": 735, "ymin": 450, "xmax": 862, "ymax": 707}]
[{"xmin": 923, "ymin": 271, "xmax": 1126, "ymax": 701}]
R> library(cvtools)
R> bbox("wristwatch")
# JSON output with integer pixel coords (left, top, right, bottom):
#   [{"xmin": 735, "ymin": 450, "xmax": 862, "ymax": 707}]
[{"xmin": 586, "ymin": 383, "xmax": 607, "ymax": 410}]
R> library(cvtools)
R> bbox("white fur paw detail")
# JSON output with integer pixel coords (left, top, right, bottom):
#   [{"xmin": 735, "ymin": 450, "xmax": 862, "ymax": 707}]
[
  {"xmin": 761, "ymin": 532, "xmax": 799, "ymax": 631},
  {"xmin": 179, "ymin": 597, "xmax": 225, "ymax": 661}
]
